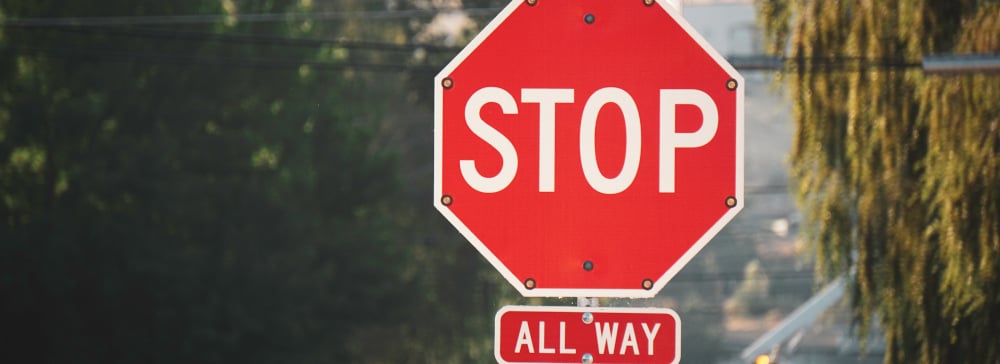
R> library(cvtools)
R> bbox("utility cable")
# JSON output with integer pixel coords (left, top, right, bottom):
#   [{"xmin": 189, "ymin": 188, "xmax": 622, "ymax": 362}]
[
  {"xmin": 2, "ymin": 23, "xmax": 464, "ymax": 53},
  {"xmin": 0, "ymin": 45, "xmax": 436, "ymax": 73},
  {"xmin": 0, "ymin": 7, "xmax": 503, "ymax": 27}
]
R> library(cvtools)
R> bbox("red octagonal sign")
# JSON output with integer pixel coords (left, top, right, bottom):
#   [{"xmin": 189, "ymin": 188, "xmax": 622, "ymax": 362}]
[{"xmin": 434, "ymin": 0, "xmax": 743, "ymax": 297}]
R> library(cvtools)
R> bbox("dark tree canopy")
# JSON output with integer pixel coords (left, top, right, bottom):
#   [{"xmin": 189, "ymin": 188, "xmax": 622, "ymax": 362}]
[
  {"xmin": 757, "ymin": 1, "xmax": 999, "ymax": 363},
  {"xmin": 0, "ymin": 0, "xmax": 515, "ymax": 362}
]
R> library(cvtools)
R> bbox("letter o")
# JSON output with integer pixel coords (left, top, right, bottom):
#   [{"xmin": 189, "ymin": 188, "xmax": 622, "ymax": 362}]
[{"xmin": 579, "ymin": 87, "xmax": 642, "ymax": 194}]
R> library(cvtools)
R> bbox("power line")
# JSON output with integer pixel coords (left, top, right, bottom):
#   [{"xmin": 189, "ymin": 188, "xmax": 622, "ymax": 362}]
[
  {"xmin": 0, "ymin": 44, "xmax": 957, "ymax": 77},
  {"xmin": 2, "ymin": 24, "xmax": 464, "ymax": 53},
  {"xmin": 0, "ymin": 7, "xmax": 503, "ymax": 27},
  {"xmin": 8, "ymin": 23, "xmax": 989, "ymax": 74},
  {"xmin": 0, "ymin": 45, "xmax": 435, "ymax": 73},
  {"xmin": 0, "ymin": 43, "xmax": 939, "ymax": 74},
  {"xmin": 5, "ymin": 10, "xmax": 995, "ymax": 74}
]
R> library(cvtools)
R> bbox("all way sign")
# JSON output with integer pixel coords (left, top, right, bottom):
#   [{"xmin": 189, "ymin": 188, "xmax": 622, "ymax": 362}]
[{"xmin": 495, "ymin": 306, "xmax": 680, "ymax": 364}]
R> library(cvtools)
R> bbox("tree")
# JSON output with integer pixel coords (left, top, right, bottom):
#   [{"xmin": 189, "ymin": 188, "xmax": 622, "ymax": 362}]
[
  {"xmin": 756, "ymin": 1, "xmax": 999, "ymax": 362},
  {"xmin": 0, "ymin": 0, "xmax": 426, "ymax": 362},
  {"xmin": 0, "ymin": 0, "xmax": 535, "ymax": 361}
]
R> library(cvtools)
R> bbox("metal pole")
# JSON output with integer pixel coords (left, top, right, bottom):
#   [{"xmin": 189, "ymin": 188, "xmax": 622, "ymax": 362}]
[
  {"xmin": 922, "ymin": 54, "xmax": 1000, "ymax": 74},
  {"xmin": 739, "ymin": 277, "xmax": 847, "ymax": 361}
]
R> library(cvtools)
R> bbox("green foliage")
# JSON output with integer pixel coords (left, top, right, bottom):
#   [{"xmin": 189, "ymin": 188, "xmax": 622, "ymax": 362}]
[
  {"xmin": 756, "ymin": 1, "xmax": 1000, "ymax": 363},
  {"xmin": 0, "ymin": 0, "xmax": 512, "ymax": 362}
]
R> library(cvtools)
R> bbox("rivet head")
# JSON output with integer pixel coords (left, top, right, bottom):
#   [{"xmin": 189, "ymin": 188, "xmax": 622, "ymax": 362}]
[
  {"xmin": 442, "ymin": 77, "xmax": 454, "ymax": 89},
  {"xmin": 581, "ymin": 312, "xmax": 594, "ymax": 325},
  {"xmin": 643, "ymin": 0, "xmax": 655, "ymax": 6},
  {"xmin": 440, "ymin": 195, "xmax": 453, "ymax": 206},
  {"xmin": 584, "ymin": 13, "xmax": 595, "ymax": 24},
  {"xmin": 526, "ymin": 0, "xmax": 537, "ymax": 5},
  {"xmin": 725, "ymin": 196, "xmax": 738, "ymax": 208},
  {"xmin": 583, "ymin": 260, "xmax": 594, "ymax": 271},
  {"xmin": 524, "ymin": 278, "xmax": 536, "ymax": 290},
  {"xmin": 642, "ymin": 278, "xmax": 654, "ymax": 290},
  {"xmin": 582, "ymin": 353, "xmax": 594, "ymax": 364},
  {"xmin": 726, "ymin": 78, "xmax": 738, "ymax": 91}
]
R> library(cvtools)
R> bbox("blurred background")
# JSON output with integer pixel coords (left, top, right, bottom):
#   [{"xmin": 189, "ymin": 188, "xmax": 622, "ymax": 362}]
[{"xmin": 2, "ymin": 0, "xmax": 996, "ymax": 363}]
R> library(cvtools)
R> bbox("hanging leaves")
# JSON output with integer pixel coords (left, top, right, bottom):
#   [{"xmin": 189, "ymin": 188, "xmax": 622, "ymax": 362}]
[{"xmin": 757, "ymin": 1, "xmax": 999, "ymax": 362}]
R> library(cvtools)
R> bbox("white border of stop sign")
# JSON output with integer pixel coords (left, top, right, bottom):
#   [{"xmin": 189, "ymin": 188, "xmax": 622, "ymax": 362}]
[{"xmin": 433, "ymin": 0, "xmax": 744, "ymax": 298}]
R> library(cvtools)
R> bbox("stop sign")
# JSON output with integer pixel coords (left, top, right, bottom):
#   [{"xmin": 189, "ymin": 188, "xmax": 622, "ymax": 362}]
[{"xmin": 434, "ymin": 0, "xmax": 743, "ymax": 298}]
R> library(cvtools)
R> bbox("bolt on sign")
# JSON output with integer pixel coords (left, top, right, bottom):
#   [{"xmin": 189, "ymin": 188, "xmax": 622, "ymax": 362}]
[
  {"xmin": 434, "ymin": 0, "xmax": 744, "ymax": 298},
  {"xmin": 495, "ymin": 306, "xmax": 680, "ymax": 364}
]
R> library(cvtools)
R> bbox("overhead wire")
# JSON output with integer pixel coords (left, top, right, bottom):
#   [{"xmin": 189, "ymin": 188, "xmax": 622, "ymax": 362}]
[
  {"xmin": 0, "ymin": 45, "xmax": 928, "ymax": 74},
  {"xmin": 0, "ymin": 45, "xmax": 433, "ymax": 73},
  {"xmin": 0, "ymin": 9, "xmax": 929, "ymax": 72},
  {"xmin": 0, "ymin": 7, "xmax": 504, "ymax": 26},
  {"xmin": 1, "ymin": 23, "xmax": 464, "ymax": 53},
  {"xmin": 0, "ymin": 10, "xmax": 470, "ymax": 73},
  {"xmin": 1, "ymin": 12, "xmax": 927, "ymax": 73}
]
